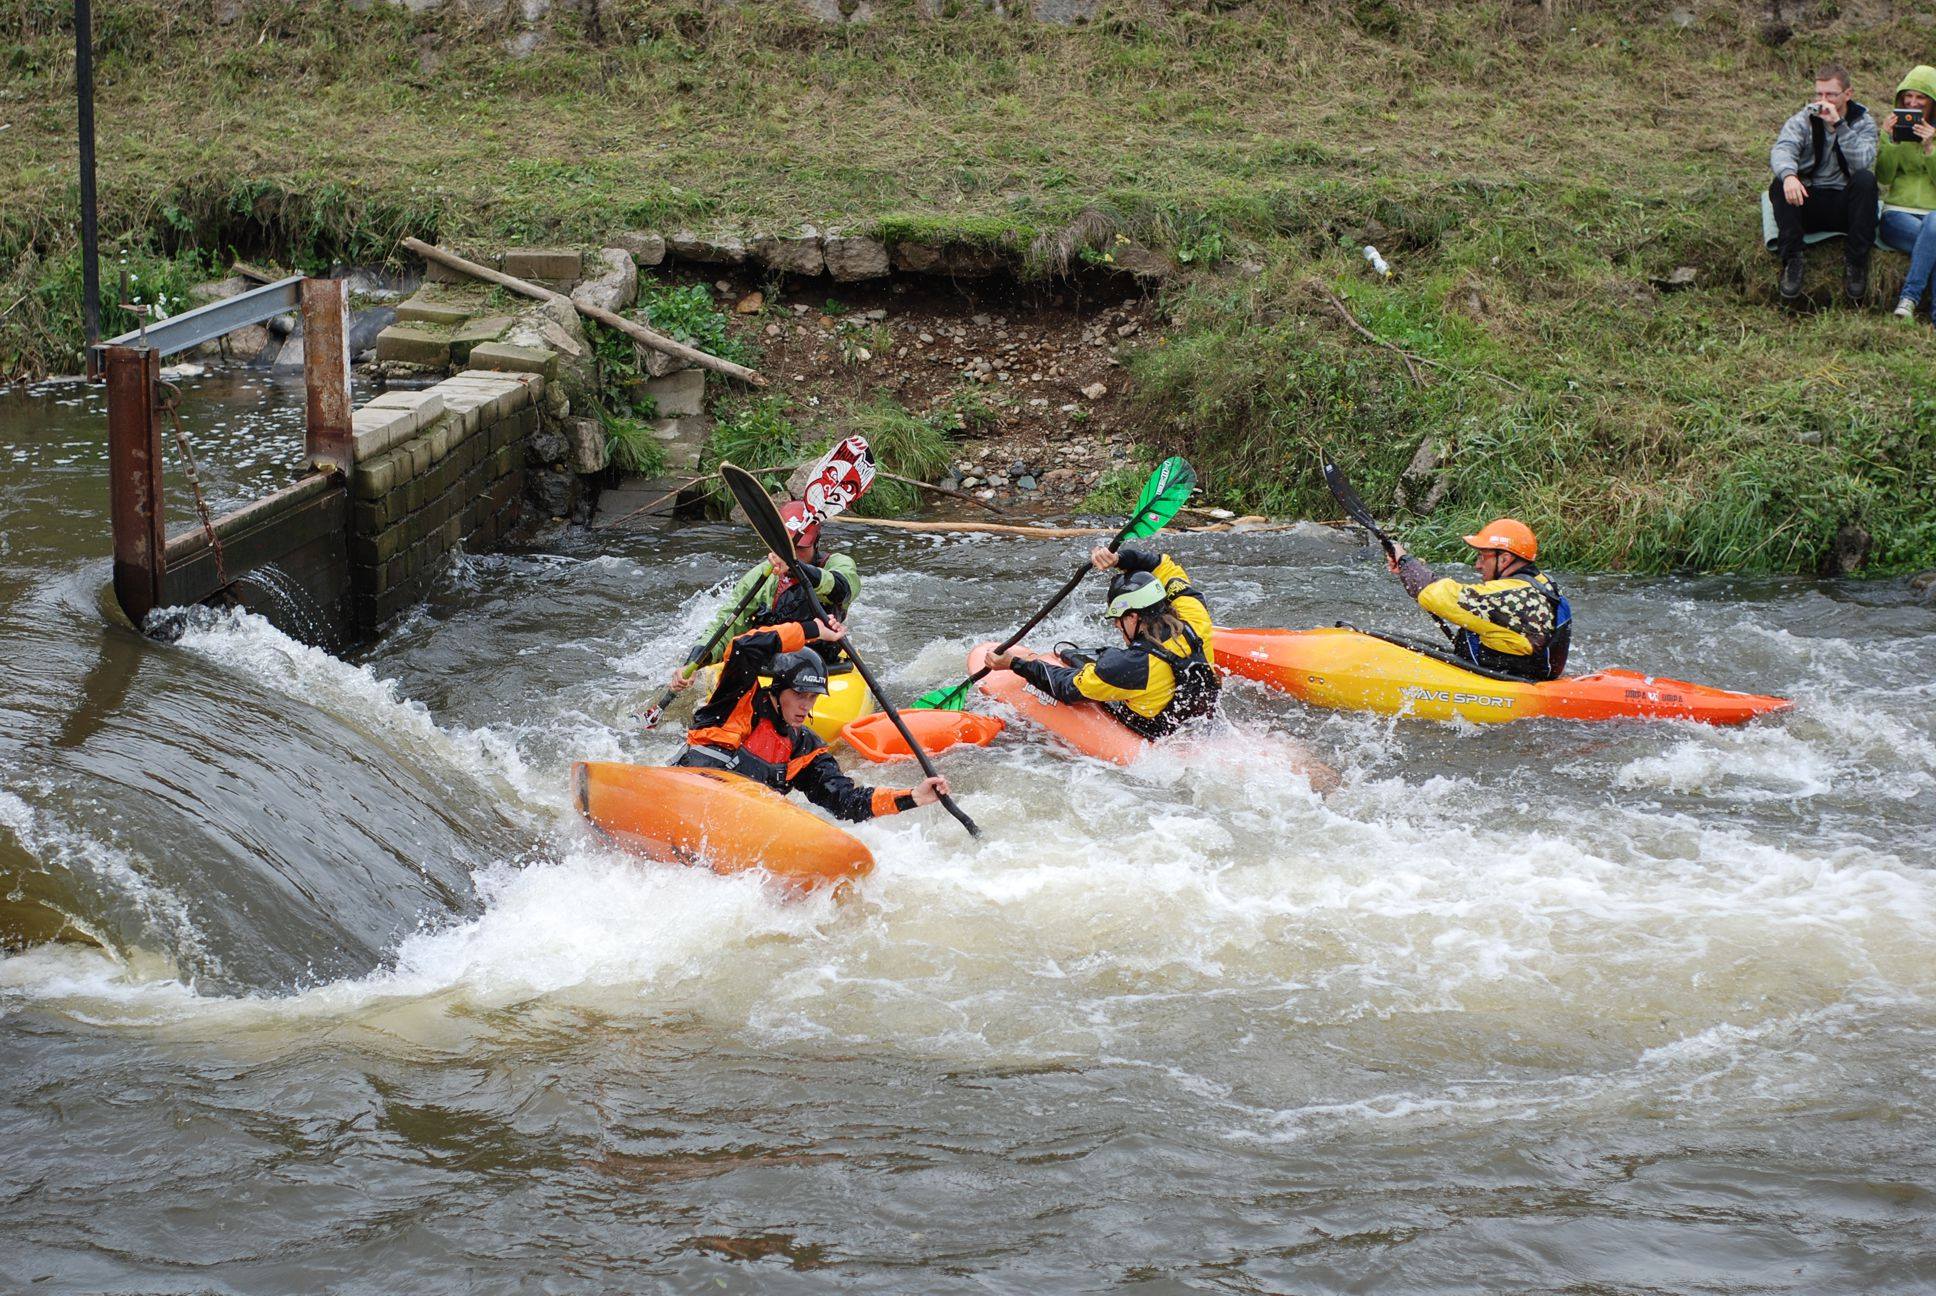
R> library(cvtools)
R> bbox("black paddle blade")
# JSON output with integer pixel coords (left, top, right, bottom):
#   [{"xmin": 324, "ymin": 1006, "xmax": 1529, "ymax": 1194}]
[
  {"xmin": 1322, "ymin": 459, "xmax": 1397, "ymax": 558},
  {"xmin": 721, "ymin": 462, "xmax": 796, "ymax": 561}
]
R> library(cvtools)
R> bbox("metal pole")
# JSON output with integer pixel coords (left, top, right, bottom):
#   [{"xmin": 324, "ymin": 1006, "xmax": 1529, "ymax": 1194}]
[
  {"xmin": 75, "ymin": 0, "xmax": 101, "ymax": 378},
  {"xmin": 300, "ymin": 279, "xmax": 354, "ymax": 473},
  {"xmin": 105, "ymin": 345, "xmax": 165, "ymax": 625}
]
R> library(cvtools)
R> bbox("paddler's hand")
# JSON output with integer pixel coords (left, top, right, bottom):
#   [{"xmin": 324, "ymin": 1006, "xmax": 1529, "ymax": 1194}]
[
  {"xmin": 666, "ymin": 667, "xmax": 695, "ymax": 693},
  {"xmin": 1385, "ymin": 540, "xmax": 1408, "ymax": 574},
  {"xmin": 908, "ymin": 775, "xmax": 951, "ymax": 806},
  {"xmin": 812, "ymin": 615, "xmax": 848, "ymax": 643},
  {"xmin": 1090, "ymin": 545, "xmax": 1119, "ymax": 571},
  {"xmin": 987, "ymin": 650, "xmax": 1017, "ymax": 671},
  {"xmin": 768, "ymin": 552, "xmax": 788, "ymax": 576}
]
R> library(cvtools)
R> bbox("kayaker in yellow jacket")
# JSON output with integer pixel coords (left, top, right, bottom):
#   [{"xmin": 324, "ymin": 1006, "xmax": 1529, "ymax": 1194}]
[
  {"xmin": 986, "ymin": 545, "xmax": 1221, "ymax": 739},
  {"xmin": 678, "ymin": 616, "xmax": 950, "ymax": 821},
  {"xmin": 1385, "ymin": 518, "xmax": 1573, "ymax": 681}
]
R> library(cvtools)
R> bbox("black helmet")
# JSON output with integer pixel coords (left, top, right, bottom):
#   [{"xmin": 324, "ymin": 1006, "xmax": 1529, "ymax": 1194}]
[
  {"xmin": 1105, "ymin": 570, "xmax": 1169, "ymax": 620},
  {"xmin": 769, "ymin": 649, "xmax": 830, "ymax": 696}
]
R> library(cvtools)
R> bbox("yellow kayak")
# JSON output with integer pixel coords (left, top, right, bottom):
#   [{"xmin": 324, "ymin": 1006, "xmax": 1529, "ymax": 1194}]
[{"xmin": 691, "ymin": 659, "xmax": 876, "ymax": 745}]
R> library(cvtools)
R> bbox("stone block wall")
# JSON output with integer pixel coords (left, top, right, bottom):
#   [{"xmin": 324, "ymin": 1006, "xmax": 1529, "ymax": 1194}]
[{"xmin": 347, "ymin": 369, "xmax": 541, "ymax": 632}]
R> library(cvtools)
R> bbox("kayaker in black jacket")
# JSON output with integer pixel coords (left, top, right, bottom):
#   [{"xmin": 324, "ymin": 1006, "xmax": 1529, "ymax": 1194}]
[
  {"xmin": 1385, "ymin": 517, "xmax": 1572, "ymax": 681},
  {"xmin": 678, "ymin": 617, "xmax": 949, "ymax": 821}
]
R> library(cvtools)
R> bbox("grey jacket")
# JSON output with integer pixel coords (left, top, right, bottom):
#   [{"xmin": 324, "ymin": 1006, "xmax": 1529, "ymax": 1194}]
[{"xmin": 1770, "ymin": 101, "xmax": 1878, "ymax": 188}]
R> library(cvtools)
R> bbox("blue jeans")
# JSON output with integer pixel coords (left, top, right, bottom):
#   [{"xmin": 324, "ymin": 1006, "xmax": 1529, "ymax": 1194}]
[{"xmin": 1879, "ymin": 208, "xmax": 1936, "ymax": 306}]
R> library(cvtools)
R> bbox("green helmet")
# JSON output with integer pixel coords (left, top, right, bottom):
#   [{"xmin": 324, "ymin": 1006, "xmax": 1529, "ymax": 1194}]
[
  {"xmin": 1105, "ymin": 570, "xmax": 1169, "ymax": 620},
  {"xmin": 769, "ymin": 649, "xmax": 830, "ymax": 696}
]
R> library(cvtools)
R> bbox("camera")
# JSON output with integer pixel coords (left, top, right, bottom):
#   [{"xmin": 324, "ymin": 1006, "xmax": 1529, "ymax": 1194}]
[
  {"xmin": 1895, "ymin": 107, "xmax": 1926, "ymax": 143},
  {"xmin": 1806, "ymin": 102, "xmax": 1825, "ymax": 116}
]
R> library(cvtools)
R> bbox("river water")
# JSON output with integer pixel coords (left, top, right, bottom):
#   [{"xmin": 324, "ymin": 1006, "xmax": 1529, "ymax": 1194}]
[{"xmin": 2, "ymin": 371, "xmax": 1933, "ymax": 1293}]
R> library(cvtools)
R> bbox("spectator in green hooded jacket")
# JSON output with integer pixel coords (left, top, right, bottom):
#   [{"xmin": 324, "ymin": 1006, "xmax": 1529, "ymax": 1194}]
[{"xmin": 1879, "ymin": 64, "xmax": 1936, "ymax": 321}]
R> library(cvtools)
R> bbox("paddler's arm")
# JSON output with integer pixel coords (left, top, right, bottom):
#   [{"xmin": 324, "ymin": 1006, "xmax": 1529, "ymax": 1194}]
[
  {"xmin": 681, "ymin": 563, "xmax": 775, "ymax": 675},
  {"xmin": 690, "ymin": 619, "xmax": 816, "ymax": 725},
  {"xmin": 791, "ymin": 751, "xmax": 951, "ymax": 822},
  {"xmin": 1003, "ymin": 650, "xmax": 1150, "ymax": 706},
  {"xmin": 814, "ymin": 551, "xmax": 859, "ymax": 611},
  {"xmin": 1385, "ymin": 541, "xmax": 1462, "ymax": 645},
  {"xmin": 1385, "ymin": 541, "xmax": 1437, "ymax": 599}
]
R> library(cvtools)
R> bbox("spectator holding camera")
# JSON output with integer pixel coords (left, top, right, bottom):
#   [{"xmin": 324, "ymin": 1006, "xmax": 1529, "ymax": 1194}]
[
  {"xmin": 1769, "ymin": 64, "xmax": 1879, "ymax": 304},
  {"xmin": 1878, "ymin": 65, "xmax": 1936, "ymax": 321}
]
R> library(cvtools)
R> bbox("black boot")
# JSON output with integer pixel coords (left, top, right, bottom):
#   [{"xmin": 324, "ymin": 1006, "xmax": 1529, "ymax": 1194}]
[
  {"xmin": 1845, "ymin": 257, "xmax": 1869, "ymax": 304},
  {"xmin": 1780, "ymin": 256, "xmax": 1805, "ymax": 300}
]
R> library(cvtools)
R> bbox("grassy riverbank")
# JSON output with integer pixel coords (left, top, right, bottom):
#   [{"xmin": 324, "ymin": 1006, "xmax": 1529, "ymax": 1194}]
[{"xmin": 5, "ymin": 0, "xmax": 1935, "ymax": 572}]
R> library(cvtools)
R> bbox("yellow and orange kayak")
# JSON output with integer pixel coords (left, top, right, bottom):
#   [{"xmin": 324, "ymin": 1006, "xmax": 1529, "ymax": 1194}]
[
  {"xmin": 571, "ymin": 761, "xmax": 873, "ymax": 891},
  {"xmin": 691, "ymin": 660, "xmax": 876, "ymax": 745},
  {"xmin": 1213, "ymin": 627, "xmax": 1792, "ymax": 726}
]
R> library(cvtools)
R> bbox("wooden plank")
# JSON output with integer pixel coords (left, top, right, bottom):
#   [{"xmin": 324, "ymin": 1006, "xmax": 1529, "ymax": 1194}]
[
  {"xmin": 105, "ymin": 346, "xmax": 165, "ymax": 625},
  {"xmin": 301, "ymin": 278, "xmax": 354, "ymax": 473}
]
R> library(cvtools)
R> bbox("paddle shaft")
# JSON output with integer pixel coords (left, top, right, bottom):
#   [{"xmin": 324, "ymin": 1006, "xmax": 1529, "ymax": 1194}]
[
  {"xmin": 638, "ymin": 579, "xmax": 766, "ymax": 729},
  {"xmin": 931, "ymin": 517, "xmax": 1146, "ymax": 708},
  {"xmin": 782, "ymin": 557, "xmax": 981, "ymax": 838}
]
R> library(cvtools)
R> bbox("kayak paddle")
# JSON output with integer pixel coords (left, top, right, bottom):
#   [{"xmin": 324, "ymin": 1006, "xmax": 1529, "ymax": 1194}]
[
  {"xmin": 719, "ymin": 460, "xmax": 981, "ymax": 840},
  {"xmin": 636, "ymin": 581, "xmax": 764, "ymax": 730},
  {"xmin": 638, "ymin": 435, "xmax": 878, "ymax": 730},
  {"xmin": 911, "ymin": 455, "xmax": 1198, "ymax": 712},
  {"xmin": 1321, "ymin": 458, "xmax": 1398, "ymax": 561}
]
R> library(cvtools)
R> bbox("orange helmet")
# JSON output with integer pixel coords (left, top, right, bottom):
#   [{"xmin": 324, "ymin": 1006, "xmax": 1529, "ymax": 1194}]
[{"xmin": 1461, "ymin": 517, "xmax": 1537, "ymax": 562}]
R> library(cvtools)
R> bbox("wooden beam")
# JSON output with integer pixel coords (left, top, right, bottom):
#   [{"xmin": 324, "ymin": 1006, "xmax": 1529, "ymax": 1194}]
[
  {"xmin": 104, "ymin": 345, "xmax": 165, "ymax": 626},
  {"xmin": 301, "ymin": 278, "xmax": 353, "ymax": 473},
  {"xmin": 399, "ymin": 237, "xmax": 766, "ymax": 387}
]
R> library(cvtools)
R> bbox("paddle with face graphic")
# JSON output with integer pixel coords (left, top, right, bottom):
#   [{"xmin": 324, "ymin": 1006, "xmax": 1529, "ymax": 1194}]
[
  {"xmin": 637, "ymin": 436, "xmax": 877, "ymax": 730},
  {"xmin": 719, "ymin": 460, "xmax": 980, "ymax": 839}
]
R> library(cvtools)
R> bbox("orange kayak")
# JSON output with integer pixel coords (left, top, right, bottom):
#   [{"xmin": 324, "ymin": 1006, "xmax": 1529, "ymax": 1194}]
[
  {"xmin": 571, "ymin": 761, "xmax": 873, "ymax": 891},
  {"xmin": 971, "ymin": 642, "xmax": 1148, "ymax": 765},
  {"xmin": 970, "ymin": 642, "xmax": 1338, "ymax": 789},
  {"xmin": 841, "ymin": 709, "xmax": 1006, "ymax": 762},
  {"xmin": 1213, "ymin": 627, "xmax": 1792, "ymax": 726}
]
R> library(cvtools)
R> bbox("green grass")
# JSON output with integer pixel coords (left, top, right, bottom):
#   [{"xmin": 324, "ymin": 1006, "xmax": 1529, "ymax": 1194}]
[
  {"xmin": 6, "ymin": 0, "xmax": 1936, "ymax": 570},
  {"xmin": 639, "ymin": 281, "xmax": 754, "ymax": 367}
]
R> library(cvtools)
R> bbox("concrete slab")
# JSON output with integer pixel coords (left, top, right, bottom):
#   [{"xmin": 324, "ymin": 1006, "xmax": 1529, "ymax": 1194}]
[{"xmin": 374, "ymin": 324, "xmax": 451, "ymax": 368}]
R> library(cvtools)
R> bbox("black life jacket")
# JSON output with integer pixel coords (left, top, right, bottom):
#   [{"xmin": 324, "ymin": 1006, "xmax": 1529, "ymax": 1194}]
[
  {"xmin": 1453, "ymin": 568, "xmax": 1573, "ymax": 682},
  {"xmin": 674, "ymin": 694, "xmax": 804, "ymax": 793},
  {"xmin": 1106, "ymin": 623, "xmax": 1222, "ymax": 740}
]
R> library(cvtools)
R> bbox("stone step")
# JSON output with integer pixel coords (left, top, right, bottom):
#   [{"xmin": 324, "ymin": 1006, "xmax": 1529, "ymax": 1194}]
[{"xmin": 374, "ymin": 323, "xmax": 451, "ymax": 368}]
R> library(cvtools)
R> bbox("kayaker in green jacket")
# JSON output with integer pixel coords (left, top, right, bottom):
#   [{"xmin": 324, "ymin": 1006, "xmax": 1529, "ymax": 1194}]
[
  {"xmin": 668, "ymin": 500, "xmax": 861, "ymax": 693},
  {"xmin": 1879, "ymin": 64, "xmax": 1936, "ymax": 320}
]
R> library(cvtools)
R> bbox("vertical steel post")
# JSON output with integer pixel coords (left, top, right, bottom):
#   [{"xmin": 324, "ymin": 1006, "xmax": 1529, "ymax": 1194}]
[
  {"xmin": 300, "ymin": 278, "xmax": 353, "ymax": 473},
  {"xmin": 75, "ymin": 0, "xmax": 101, "ymax": 377},
  {"xmin": 105, "ymin": 345, "xmax": 165, "ymax": 625}
]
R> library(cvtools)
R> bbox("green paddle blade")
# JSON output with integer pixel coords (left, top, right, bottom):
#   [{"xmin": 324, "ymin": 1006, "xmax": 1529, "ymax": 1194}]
[
  {"xmin": 1118, "ymin": 456, "xmax": 1197, "ymax": 544},
  {"xmin": 910, "ymin": 681, "xmax": 969, "ymax": 711}
]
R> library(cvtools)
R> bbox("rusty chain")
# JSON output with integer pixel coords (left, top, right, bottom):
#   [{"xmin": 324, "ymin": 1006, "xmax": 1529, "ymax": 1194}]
[{"xmin": 156, "ymin": 379, "xmax": 230, "ymax": 591}]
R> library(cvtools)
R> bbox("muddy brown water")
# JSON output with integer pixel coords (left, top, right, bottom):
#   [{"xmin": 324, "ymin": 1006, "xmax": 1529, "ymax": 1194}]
[{"xmin": 2, "ymin": 370, "xmax": 1933, "ymax": 1293}]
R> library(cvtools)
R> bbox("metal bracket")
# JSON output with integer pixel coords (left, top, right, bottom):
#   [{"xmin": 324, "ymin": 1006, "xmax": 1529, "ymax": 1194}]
[{"xmin": 93, "ymin": 274, "xmax": 304, "ymax": 360}]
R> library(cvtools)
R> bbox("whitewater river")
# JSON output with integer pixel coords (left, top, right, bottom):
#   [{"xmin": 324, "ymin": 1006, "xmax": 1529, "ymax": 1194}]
[{"xmin": 3, "ymin": 371, "xmax": 1933, "ymax": 1293}]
